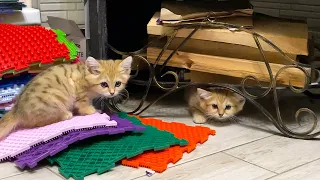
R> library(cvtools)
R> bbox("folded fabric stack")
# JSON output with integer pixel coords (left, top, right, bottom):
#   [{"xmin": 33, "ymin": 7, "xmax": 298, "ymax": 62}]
[
  {"xmin": 0, "ymin": 73, "xmax": 33, "ymax": 104},
  {"xmin": 0, "ymin": 24, "xmax": 79, "ymax": 110},
  {"xmin": 0, "ymin": 112, "xmax": 215, "ymax": 180},
  {"xmin": 0, "ymin": 0, "xmax": 25, "ymax": 14},
  {"xmin": 0, "ymin": 73, "xmax": 33, "ymax": 115}
]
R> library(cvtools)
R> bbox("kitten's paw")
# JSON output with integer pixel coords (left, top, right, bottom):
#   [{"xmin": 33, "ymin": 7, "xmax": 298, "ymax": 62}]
[
  {"xmin": 78, "ymin": 106, "xmax": 97, "ymax": 115},
  {"xmin": 193, "ymin": 114, "xmax": 207, "ymax": 124},
  {"xmin": 62, "ymin": 112, "xmax": 73, "ymax": 120}
]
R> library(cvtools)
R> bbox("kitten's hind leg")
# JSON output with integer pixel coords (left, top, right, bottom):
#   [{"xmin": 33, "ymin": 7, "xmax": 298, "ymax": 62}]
[
  {"xmin": 191, "ymin": 109, "xmax": 207, "ymax": 124},
  {"xmin": 62, "ymin": 111, "xmax": 73, "ymax": 120},
  {"xmin": 75, "ymin": 98, "xmax": 96, "ymax": 116},
  {"xmin": 21, "ymin": 108, "xmax": 73, "ymax": 128}
]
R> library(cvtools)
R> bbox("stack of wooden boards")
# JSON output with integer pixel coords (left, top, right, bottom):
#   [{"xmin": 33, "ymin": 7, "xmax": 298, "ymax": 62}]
[{"xmin": 147, "ymin": 5, "xmax": 309, "ymax": 88}]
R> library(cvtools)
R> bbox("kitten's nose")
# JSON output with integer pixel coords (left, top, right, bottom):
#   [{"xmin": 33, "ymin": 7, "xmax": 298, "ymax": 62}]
[
  {"xmin": 219, "ymin": 114, "xmax": 223, "ymax": 117},
  {"xmin": 110, "ymin": 92, "xmax": 114, "ymax": 95}
]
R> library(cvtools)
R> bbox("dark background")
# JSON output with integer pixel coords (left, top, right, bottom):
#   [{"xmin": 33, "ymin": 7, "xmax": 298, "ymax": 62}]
[
  {"xmin": 105, "ymin": 0, "xmax": 251, "ymax": 59},
  {"xmin": 106, "ymin": 0, "xmax": 162, "ymax": 59}
]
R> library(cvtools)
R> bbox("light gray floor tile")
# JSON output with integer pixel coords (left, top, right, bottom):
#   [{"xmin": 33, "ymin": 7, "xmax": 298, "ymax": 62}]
[
  {"xmin": 225, "ymin": 135, "xmax": 320, "ymax": 173},
  {"xmin": 1, "ymin": 168, "xmax": 62, "ymax": 180},
  {"xmin": 135, "ymin": 152, "xmax": 275, "ymax": 180},
  {"xmin": 267, "ymin": 159, "xmax": 320, "ymax": 180}
]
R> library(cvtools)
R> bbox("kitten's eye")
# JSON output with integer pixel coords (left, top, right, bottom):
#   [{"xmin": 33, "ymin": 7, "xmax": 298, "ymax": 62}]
[
  {"xmin": 100, "ymin": 82, "xmax": 108, "ymax": 88},
  {"xmin": 115, "ymin": 81, "xmax": 122, "ymax": 87},
  {"xmin": 212, "ymin": 104, "xmax": 218, "ymax": 109},
  {"xmin": 225, "ymin": 105, "xmax": 231, "ymax": 110},
  {"xmin": 93, "ymin": 70, "xmax": 101, "ymax": 74}
]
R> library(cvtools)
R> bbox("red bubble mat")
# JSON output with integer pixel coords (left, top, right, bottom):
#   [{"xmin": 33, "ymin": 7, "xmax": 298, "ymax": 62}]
[
  {"xmin": 0, "ymin": 24, "xmax": 78, "ymax": 77},
  {"xmin": 121, "ymin": 116, "xmax": 216, "ymax": 173}
]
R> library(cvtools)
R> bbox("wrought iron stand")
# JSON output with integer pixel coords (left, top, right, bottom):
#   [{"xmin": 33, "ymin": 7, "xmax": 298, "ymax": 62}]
[{"xmin": 104, "ymin": 17, "xmax": 320, "ymax": 140}]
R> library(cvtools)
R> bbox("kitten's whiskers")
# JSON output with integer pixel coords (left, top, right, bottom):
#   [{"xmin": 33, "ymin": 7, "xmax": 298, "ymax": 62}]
[{"xmin": 228, "ymin": 115, "xmax": 240, "ymax": 123}]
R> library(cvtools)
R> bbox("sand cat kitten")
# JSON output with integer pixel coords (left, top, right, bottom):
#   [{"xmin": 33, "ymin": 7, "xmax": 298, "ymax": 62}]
[
  {"xmin": 0, "ymin": 56, "xmax": 132, "ymax": 139},
  {"xmin": 185, "ymin": 87, "xmax": 245, "ymax": 124}
]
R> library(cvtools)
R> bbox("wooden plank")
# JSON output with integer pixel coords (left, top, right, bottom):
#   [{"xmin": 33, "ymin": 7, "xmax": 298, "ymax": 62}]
[
  {"xmin": 148, "ymin": 13, "xmax": 308, "ymax": 56},
  {"xmin": 147, "ymin": 47, "xmax": 307, "ymax": 87},
  {"xmin": 152, "ymin": 37, "xmax": 297, "ymax": 65},
  {"xmin": 190, "ymin": 71, "xmax": 272, "ymax": 87}
]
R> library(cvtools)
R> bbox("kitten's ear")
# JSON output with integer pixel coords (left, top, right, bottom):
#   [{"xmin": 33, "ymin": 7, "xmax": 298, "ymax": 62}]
[
  {"xmin": 86, "ymin": 56, "xmax": 100, "ymax": 74},
  {"xmin": 233, "ymin": 92, "xmax": 246, "ymax": 104},
  {"xmin": 197, "ymin": 88, "xmax": 212, "ymax": 100},
  {"xmin": 120, "ymin": 56, "xmax": 133, "ymax": 70}
]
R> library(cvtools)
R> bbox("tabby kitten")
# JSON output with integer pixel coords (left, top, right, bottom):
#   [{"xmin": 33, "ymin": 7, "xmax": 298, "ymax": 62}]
[
  {"xmin": 0, "ymin": 56, "xmax": 132, "ymax": 139},
  {"xmin": 185, "ymin": 87, "xmax": 245, "ymax": 124}
]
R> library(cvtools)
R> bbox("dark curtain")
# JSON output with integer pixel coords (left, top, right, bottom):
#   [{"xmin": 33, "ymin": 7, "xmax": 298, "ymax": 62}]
[
  {"xmin": 106, "ymin": 0, "xmax": 251, "ymax": 59},
  {"xmin": 107, "ymin": 0, "xmax": 162, "ymax": 59}
]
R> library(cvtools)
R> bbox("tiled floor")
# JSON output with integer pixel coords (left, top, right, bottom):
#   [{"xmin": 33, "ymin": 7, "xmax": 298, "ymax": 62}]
[{"xmin": 1, "ymin": 90, "xmax": 320, "ymax": 180}]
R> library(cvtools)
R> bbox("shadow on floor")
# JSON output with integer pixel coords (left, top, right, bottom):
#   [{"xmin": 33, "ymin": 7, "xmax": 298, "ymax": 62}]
[{"xmin": 119, "ymin": 86, "xmax": 320, "ymax": 136}]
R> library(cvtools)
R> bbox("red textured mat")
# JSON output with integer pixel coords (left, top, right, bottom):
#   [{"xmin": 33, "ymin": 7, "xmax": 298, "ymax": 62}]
[
  {"xmin": 121, "ymin": 117, "xmax": 216, "ymax": 172},
  {"xmin": 0, "ymin": 24, "xmax": 71, "ymax": 77}
]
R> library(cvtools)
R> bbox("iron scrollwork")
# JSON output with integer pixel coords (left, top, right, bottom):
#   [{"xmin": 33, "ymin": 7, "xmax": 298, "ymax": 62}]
[{"xmin": 107, "ymin": 17, "xmax": 320, "ymax": 140}]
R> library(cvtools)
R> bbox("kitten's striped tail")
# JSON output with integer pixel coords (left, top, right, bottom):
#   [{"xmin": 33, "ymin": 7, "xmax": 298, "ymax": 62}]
[{"xmin": 0, "ymin": 111, "xmax": 18, "ymax": 140}]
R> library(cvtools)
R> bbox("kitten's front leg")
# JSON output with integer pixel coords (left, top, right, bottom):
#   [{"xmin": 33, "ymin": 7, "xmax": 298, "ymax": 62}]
[
  {"xmin": 75, "ymin": 98, "xmax": 97, "ymax": 115},
  {"xmin": 191, "ymin": 109, "xmax": 207, "ymax": 124}
]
